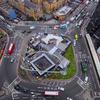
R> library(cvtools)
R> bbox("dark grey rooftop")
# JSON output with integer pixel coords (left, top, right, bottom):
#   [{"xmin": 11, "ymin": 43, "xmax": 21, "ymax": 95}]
[{"xmin": 24, "ymin": 0, "xmax": 38, "ymax": 10}]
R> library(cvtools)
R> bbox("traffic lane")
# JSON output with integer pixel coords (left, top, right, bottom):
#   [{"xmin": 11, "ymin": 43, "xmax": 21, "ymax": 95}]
[
  {"xmin": 78, "ymin": 35, "xmax": 100, "ymax": 91},
  {"xmin": 4, "ymin": 56, "xmax": 17, "ymax": 84},
  {"xmin": 12, "ymin": 92, "xmax": 31, "ymax": 100},
  {"xmin": 19, "ymin": 81, "xmax": 50, "ymax": 92},
  {"xmin": 0, "ymin": 57, "xmax": 6, "ymax": 88},
  {"xmin": 80, "ymin": 37, "xmax": 100, "ymax": 91},
  {"xmin": 13, "ymin": 36, "xmax": 23, "ymax": 55},
  {"xmin": 89, "ymin": 62, "xmax": 100, "ymax": 92},
  {"xmin": 12, "ymin": 92, "xmax": 57, "ymax": 100},
  {"xmin": 60, "ymin": 78, "xmax": 83, "ymax": 99},
  {"xmin": 17, "ymin": 82, "xmax": 61, "ymax": 100},
  {"xmin": 0, "ymin": 94, "xmax": 12, "ymax": 100}
]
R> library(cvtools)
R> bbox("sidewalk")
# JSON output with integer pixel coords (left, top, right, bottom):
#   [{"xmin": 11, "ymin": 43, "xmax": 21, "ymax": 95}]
[{"xmin": 83, "ymin": 90, "xmax": 93, "ymax": 100}]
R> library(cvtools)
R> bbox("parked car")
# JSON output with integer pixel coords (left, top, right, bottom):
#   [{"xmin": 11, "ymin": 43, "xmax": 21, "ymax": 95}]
[
  {"xmin": 10, "ymin": 58, "xmax": 15, "ymax": 63},
  {"xmin": 30, "ymin": 26, "xmax": 35, "ymax": 29}
]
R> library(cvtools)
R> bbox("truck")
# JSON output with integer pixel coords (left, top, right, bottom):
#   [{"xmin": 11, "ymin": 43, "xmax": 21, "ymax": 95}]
[{"xmin": 8, "ymin": 43, "xmax": 15, "ymax": 55}]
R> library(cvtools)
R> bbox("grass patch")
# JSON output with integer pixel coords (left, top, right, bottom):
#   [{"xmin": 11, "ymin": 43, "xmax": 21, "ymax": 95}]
[
  {"xmin": 0, "ymin": 32, "xmax": 4, "ymax": 39},
  {"xmin": 47, "ymin": 45, "xmax": 76, "ymax": 80}
]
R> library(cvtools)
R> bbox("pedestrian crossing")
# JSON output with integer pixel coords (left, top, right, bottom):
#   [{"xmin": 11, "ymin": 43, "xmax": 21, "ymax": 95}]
[
  {"xmin": 7, "ymin": 77, "xmax": 21, "ymax": 92},
  {"xmin": 77, "ymin": 77, "xmax": 89, "ymax": 90}
]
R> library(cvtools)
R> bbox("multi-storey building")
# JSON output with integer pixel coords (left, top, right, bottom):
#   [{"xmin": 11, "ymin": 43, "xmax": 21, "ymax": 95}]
[{"xmin": 8, "ymin": 0, "xmax": 69, "ymax": 20}]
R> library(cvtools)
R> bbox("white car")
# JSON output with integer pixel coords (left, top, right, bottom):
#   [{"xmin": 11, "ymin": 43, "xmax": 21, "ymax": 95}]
[
  {"xmin": 0, "ymin": 15, "xmax": 5, "ymax": 20},
  {"xmin": 30, "ymin": 26, "xmax": 35, "ymax": 29},
  {"xmin": 58, "ymin": 87, "xmax": 64, "ymax": 91},
  {"xmin": 85, "ymin": 0, "xmax": 89, "ymax": 5},
  {"xmin": 54, "ymin": 25, "xmax": 59, "ymax": 29},
  {"xmin": 70, "ymin": 16, "xmax": 75, "ymax": 22},
  {"xmin": 67, "ymin": 97, "xmax": 73, "ymax": 100},
  {"xmin": 73, "ymin": 40, "xmax": 76, "ymax": 46},
  {"xmin": 7, "ymin": 24, "xmax": 13, "ymax": 31},
  {"xmin": 14, "ymin": 19, "xmax": 19, "ymax": 23}
]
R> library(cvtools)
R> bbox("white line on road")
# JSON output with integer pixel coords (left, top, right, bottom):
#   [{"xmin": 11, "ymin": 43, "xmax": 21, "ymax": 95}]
[{"xmin": 7, "ymin": 76, "xmax": 21, "ymax": 92}]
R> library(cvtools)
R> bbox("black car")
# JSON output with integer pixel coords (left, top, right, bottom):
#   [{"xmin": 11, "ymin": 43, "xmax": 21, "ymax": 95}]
[{"xmin": 14, "ymin": 84, "xmax": 30, "ymax": 94}]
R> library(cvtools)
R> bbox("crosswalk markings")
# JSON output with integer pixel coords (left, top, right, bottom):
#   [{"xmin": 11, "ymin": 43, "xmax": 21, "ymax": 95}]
[
  {"xmin": 77, "ymin": 78, "xmax": 89, "ymax": 90},
  {"xmin": 7, "ymin": 77, "xmax": 21, "ymax": 92}
]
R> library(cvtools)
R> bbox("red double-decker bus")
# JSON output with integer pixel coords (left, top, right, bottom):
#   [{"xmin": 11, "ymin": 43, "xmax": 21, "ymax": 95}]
[{"xmin": 8, "ymin": 43, "xmax": 15, "ymax": 55}]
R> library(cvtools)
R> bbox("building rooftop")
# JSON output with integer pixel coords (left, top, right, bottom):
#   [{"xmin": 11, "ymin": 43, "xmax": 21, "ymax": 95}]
[
  {"xmin": 48, "ymin": 0, "xmax": 55, "ymax": 3},
  {"xmin": 30, "ymin": 53, "xmax": 55, "ymax": 75},
  {"xmin": 54, "ymin": 6, "xmax": 72, "ymax": 16},
  {"xmin": 42, "ymin": 34, "xmax": 63, "ymax": 46},
  {"xmin": 24, "ymin": 0, "xmax": 39, "ymax": 10}
]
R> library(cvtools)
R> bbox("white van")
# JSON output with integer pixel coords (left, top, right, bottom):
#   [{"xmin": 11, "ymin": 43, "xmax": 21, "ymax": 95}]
[{"xmin": 84, "ymin": 76, "xmax": 88, "ymax": 84}]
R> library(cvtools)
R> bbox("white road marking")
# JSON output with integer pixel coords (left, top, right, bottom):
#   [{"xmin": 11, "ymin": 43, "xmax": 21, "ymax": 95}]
[{"xmin": 7, "ymin": 77, "xmax": 21, "ymax": 92}]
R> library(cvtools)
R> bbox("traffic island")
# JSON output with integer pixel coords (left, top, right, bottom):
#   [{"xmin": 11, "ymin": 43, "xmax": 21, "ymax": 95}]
[
  {"xmin": 26, "ymin": 45, "xmax": 76, "ymax": 80},
  {"xmin": 19, "ymin": 34, "xmax": 76, "ymax": 81}
]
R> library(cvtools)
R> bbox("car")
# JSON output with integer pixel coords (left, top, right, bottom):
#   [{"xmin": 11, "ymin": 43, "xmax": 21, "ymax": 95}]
[
  {"xmin": 14, "ymin": 19, "xmax": 19, "ymax": 23},
  {"xmin": 14, "ymin": 84, "xmax": 30, "ymax": 94},
  {"xmin": 73, "ymin": 40, "xmax": 76, "ymax": 46},
  {"xmin": 58, "ymin": 87, "xmax": 64, "ymax": 91},
  {"xmin": 10, "ymin": 58, "xmax": 15, "ymax": 63},
  {"xmin": 14, "ymin": 84, "xmax": 21, "ymax": 91},
  {"xmin": 54, "ymin": 25, "xmax": 59, "ymax": 29},
  {"xmin": 75, "ymin": 14, "xmax": 81, "ymax": 20},
  {"xmin": 60, "ymin": 24, "xmax": 66, "ymax": 29},
  {"xmin": 44, "ymin": 32, "xmax": 48, "ymax": 35},
  {"xmin": 22, "ymin": 30, "xmax": 26, "ymax": 34},
  {"xmin": 27, "ymin": 31, "xmax": 32, "ymax": 33},
  {"xmin": 67, "ymin": 97, "xmax": 73, "ymax": 100},
  {"xmin": 0, "ymin": 15, "xmax": 5, "ymax": 21},
  {"xmin": 70, "ymin": 16, "xmax": 75, "ymax": 22},
  {"xmin": 66, "ymin": 21, "xmax": 70, "ymax": 25},
  {"xmin": 7, "ymin": 24, "xmax": 14, "ymax": 31},
  {"xmin": 30, "ymin": 26, "xmax": 35, "ymax": 29},
  {"xmin": 27, "ymin": 60, "xmax": 30, "ymax": 63}
]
